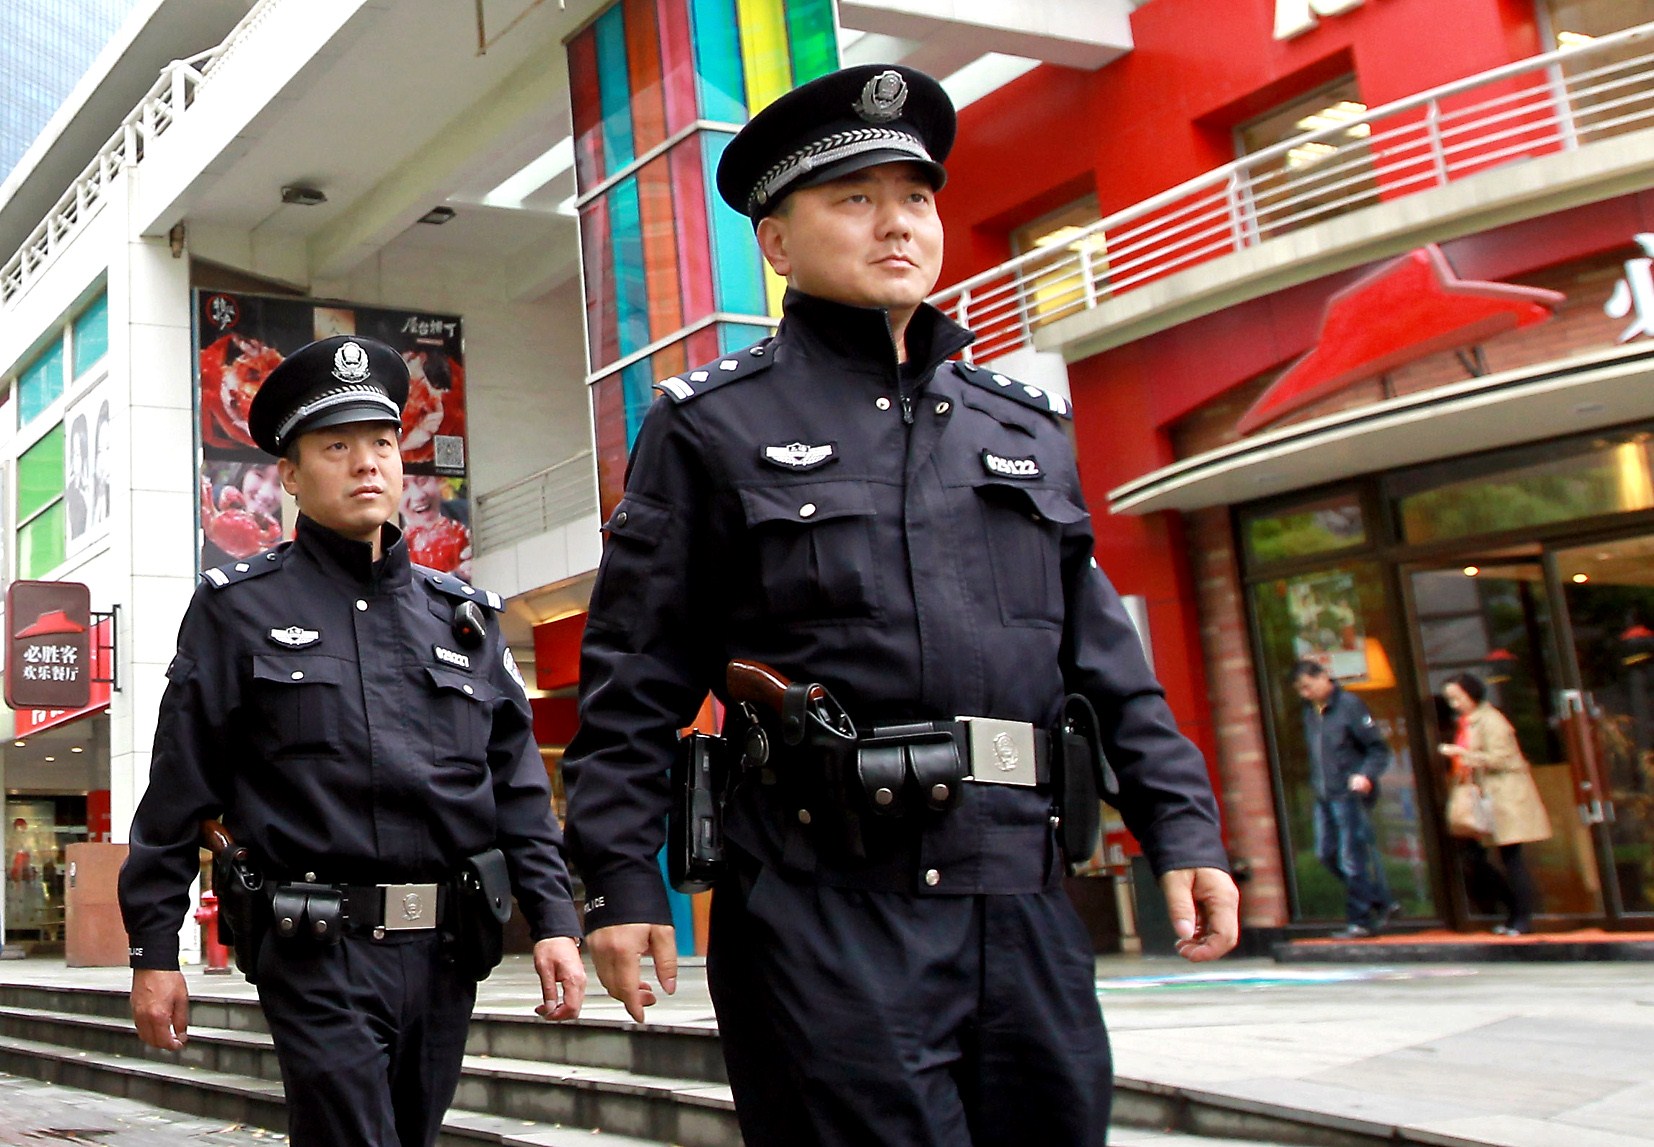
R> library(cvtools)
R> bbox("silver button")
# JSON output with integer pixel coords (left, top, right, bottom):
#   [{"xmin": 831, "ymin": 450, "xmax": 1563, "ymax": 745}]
[
  {"xmin": 1050, "ymin": 815, "xmax": 1062, "ymax": 828},
  {"xmin": 931, "ymin": 783, "xmax": 950, "ymax": 803},
  {"xmin": 614, "ymin": 511, "xmax": 628, "ymax": 527},
  {"xmin": 355, "ymin": 599, "xmax": 368, "ymax": 611},
  {"xmin": 291, "ymin": 671, "xmax": 304, "ymax": 681},
  {"xmin": 876, "ymin": 397, "xmax": 891, "ymax": 410},
  {"xmin": 305, "ymin": 872, "xmax": 317, "ymax": 882},
  {"xmin": 797, "ymin": 809, "xmax": 812, "ymax": 825},
  {"xmin": 935, "ymin": 401, "xmax": 950, "ymax": 415},
  {"xmin": 924, "ymin": 869, "xmax": 941, "ymax": 887},
  {"xmin": 373, "ymin": 926, "xmax": 386, "ymax": 940},
  {"xmin": 462, "ymin": 684, "xmax": 474, "ymax": 695},
  {"xmin": 799, "ymin": 503, "xmax": 817, "ymax": 518},
  {"xmin": 874, "ymin": 787, "xmax": 895, "ymax": 806}
]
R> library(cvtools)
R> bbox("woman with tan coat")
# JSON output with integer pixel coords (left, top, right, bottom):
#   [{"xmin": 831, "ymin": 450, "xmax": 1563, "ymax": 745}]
[{"xmin": 1439, "ymin": 672, "xmax": 1552, "ymax": 934}]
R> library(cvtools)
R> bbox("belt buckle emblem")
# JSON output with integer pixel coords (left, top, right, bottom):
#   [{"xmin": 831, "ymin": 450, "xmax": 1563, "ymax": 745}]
[
  {"xmin": 962, "ymin": 717, "xmax": 1038, "ymax": 787},
  {"xmin": 381, "ymin": 883, "xmax": 439, "ymax": 930}
]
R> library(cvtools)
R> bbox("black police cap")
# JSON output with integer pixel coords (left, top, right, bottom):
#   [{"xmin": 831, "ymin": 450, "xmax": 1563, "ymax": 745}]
[
  {"xmin": 247, "ymin": 335, "xmax": 409, "ymax": 457},
  {"xmin": 716, "ymin": 64, "xmax": 956, "ymax": 222}
]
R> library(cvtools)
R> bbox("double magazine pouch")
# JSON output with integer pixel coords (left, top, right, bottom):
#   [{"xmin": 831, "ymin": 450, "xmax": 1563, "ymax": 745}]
[
  {"xmin": 447, "ymin": 848, "xmax": 513, "ymax": 981},
  {"xmin": 854, "ymin": 723, "xmax": 967, "ymax": 817},
  {"xmin": 270, "ymin": 882, "xmax": 343, "ymax": 946}
]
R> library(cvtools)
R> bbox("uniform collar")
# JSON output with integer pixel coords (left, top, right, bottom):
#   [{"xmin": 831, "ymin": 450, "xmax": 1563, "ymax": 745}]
[
  {"xmin": 777, "ymin": 289, "xmax": 974, "ymax": 380},
  {"xmin": 294, "ymin": 514, "xmax": 411, "ymax": 588}
]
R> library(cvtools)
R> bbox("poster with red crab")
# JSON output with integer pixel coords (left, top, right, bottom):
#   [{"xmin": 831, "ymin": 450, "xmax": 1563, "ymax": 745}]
[{"xmin": 193, "ymin": 291, "xmax": 470, "ymax": 575}]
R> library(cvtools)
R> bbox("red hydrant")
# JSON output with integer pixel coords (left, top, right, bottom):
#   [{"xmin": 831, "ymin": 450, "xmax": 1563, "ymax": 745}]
[{"xmin": 194, "ymin": 891, "xmax": 233, "ymax": 975}]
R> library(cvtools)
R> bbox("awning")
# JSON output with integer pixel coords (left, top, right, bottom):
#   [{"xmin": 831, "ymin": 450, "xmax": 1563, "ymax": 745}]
[{"xmin": 1108, "ymin": 342, "xmax": 1654, "ymax": 515}]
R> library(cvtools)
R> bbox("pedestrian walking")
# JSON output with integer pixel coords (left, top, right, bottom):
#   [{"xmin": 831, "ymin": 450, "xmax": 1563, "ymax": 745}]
[
  {"xmin": 119, "ymin": 336, "xmax": 585, "ymax": 1147},
  {"xmin": 564, "ymin": 63, "xmax": 1238, "ymax": 1147}
]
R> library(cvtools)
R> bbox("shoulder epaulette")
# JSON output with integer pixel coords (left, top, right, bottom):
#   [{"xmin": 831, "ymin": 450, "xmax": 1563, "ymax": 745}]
[
  {"xmin": 201, "ymin": 546, "xmax": 288, "ymax": 589},
  {"xmin": 653, "ymin": 338, "xmax": 776, "ymax": 403},
  {"xmin": 419, "ymin": 567, "xmax": 504, "ymax": 611},
  {"xmin": 952, "ymin": 361, "xmax": 1072, "ymax": 420}
]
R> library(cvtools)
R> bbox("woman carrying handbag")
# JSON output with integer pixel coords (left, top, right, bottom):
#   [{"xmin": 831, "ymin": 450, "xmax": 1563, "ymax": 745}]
[{"xmin": 1438, "ymin": 672, "xmax": 1553, "ymax": 934}]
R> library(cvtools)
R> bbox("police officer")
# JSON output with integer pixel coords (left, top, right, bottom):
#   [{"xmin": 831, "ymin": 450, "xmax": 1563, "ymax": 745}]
[
  {"xmin": 563, "ymin": 65, "xmax": 1239, "ymax": 1145},
  {"xmin": 119, "ymin": 336, "xmax": 585, "ymax": 1147}
]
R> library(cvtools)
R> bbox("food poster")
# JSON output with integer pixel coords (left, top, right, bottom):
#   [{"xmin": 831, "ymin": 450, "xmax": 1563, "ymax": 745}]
[
  {"xmin": 1286, "ymin": 571, "xmax": 1371, "ymax": 681},
  {"xmin": 192, "ymin": 292, "xmax": 471, "ymax": 574}
]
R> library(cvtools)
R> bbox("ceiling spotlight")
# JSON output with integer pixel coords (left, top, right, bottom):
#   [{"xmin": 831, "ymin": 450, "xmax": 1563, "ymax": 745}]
[
  {"xmin": 419, "ymin": 206, "xmax": 457, "ymax": 225},
  {"xmin": 1462, "ymin": 565, "xmax": 1480, "ymax": 577},
  {"xmin": 43, "ymin": 756, "xmax": 55, "ymax": 763},
  {"xmin": 280, "ymin": 185, "xmax": 328, "ymax": 206},
  {"xmin": 70, "ymin": 746, "xmax": 84, "ymax": 753},
  {"xmin": 1573, "ymin": 573, "xmax": 1590, "ymax": 583}
]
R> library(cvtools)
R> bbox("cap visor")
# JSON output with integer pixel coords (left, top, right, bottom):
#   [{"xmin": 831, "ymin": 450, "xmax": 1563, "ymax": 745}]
[
  {"xmin": 290, "ymin": 403, "xmax": 403, "ymax": 441},
  {"xmin": 776, "ymin": 151, "xmax": 946, "ymax": 208}
]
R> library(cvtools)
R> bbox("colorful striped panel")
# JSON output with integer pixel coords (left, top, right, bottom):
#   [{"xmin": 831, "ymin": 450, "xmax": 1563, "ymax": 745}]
[
  {"xmin": 656, "ymin": 0, "xmax": 698, "ymax": 134},
  {"xmin": 690, "ymin": 0, "xmax": 746, "ymax": 122},
  {"xmin": 783, "ymin": 0, "xmax": 838, "ymax": 85},
  {"xmin": 569, "ymin": 29, "xmax": 604, "ymax": 195},
  {"xmin": 735, "ymin": 0, "xmax": 792, "ymax": 114},
  {"xmin": 609, "ymin": 176, "xmax": 650, "ymax": 359},
  {"xmin": 591, "ymin": 373, "xmax": 628, "ymax": 519},
  {"xmin": 719, "ymin": 321, "xmax": 776, "ymax": 354},
  {"xmin": 594, "ymin": 5, "xmax": 635, "ymax": 178},
  {"xmin": 621, "ymin": 358, "xmax": 656, "ymax": 445},
  {"xmin": 637, "ymin": 155, "xmax": 685, "ymax": 342},
  {"xmin": 579, "ymin": 198, "xmax": 620, "ymax": 371},
  {"xmin": 668, "ymin": 137, "xmax": 716, "ymax": 325},
  {"xmin": 702, "ymin": 132, "xmax": 767, "ymax": 316},
  {"xmin": 623, "ymin": 0, "xmax": 667, "ymax": 156}
]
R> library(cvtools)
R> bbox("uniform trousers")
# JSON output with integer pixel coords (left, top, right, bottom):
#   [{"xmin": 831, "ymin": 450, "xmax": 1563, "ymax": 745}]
[
  {"xmin": 254, "ymin": 930, "xmax": 477, "ymax": 1146},
  {"xmin": 707, "ymin": 858, "xmax": 1112, "ymax": 1146}
]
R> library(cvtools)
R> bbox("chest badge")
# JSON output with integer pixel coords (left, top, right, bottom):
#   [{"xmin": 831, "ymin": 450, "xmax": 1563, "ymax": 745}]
[
  {"xmin": 433, "ymin": 645, "xmax": 472, "ymax": 671},
  {"xmin": 981, "ymin": 451, "xmax": 1041, "ymax": 480},
  {"xmin": 267, "ymin": 626, "xmax": 320, "ymax": 649},
  {"xmin": 762, "ymin": 442, "xmax": 837, "ymax": 471}
]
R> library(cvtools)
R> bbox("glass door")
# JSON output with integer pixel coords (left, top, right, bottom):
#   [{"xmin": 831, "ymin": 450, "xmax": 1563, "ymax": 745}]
[
  {"xmin": 1407, "ymin": 560, "xmax": 1605, "ymax": 928},
  {"xmin": 1551, "ymin": 534, "xmax": 1654, "ymax": 921}
]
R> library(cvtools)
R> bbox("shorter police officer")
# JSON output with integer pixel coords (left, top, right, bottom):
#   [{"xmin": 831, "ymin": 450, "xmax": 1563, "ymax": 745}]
[
  {"xmin": 119, "ymin": 336, "xmax": 585, "ymax": 1147},
  {"xmin": 565, "ymin": 65, "xmax": 1238, "ymax": 1146}
]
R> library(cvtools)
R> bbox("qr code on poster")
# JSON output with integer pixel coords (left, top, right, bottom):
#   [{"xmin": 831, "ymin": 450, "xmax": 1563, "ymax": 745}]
[{"xmin": 434, "ymin": 435, "xmax": 465, "ymax": 474}]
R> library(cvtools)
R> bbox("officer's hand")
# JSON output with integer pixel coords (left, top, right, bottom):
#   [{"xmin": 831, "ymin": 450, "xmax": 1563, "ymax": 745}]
[
  {"xmin": 532, "ymin": 936, "xmax": 587, "ymax": 1022},
  {"xmin": 1348, "ymin": 774, "xmax": 1373, "ymax": 795},
  {"xmin": 587, "ymin": 923, "xmax": 678, "ymax": 1023},
  {"xmin": 1160, "ymin": 867, "xmax": 1240, "ymax": 963},
  {"xmin": 130, "ymin": 968, "xmax": 190, "ymax": 1050}
]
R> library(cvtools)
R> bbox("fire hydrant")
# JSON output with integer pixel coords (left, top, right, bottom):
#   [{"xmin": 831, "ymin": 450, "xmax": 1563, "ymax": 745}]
[{"xmin": 194, "ymin": 891, "xmax": 233, "ymax": 975}]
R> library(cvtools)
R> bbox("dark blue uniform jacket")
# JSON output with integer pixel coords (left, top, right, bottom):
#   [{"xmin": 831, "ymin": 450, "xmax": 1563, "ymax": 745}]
[
  {"xmin": 119, "ymin": 515, "xmax": 581, "ymax": 969},
  {"xmin": 564, "ymin": 291, "xmax": 1228, "ymax": 932}
]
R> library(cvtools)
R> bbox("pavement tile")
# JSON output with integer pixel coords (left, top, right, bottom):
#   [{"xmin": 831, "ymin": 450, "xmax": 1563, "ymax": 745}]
[{"xmin": 0, "ymin": 1073, "xmax": 286, "ymax": 1145}]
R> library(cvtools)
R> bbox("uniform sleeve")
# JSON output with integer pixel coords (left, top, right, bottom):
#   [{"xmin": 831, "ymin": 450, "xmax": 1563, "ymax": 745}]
[
  {"xmin": 1350, "ymin": 697, "xmax": 1392, "ymax": 779},
  {"xmin": 1057, "ymin": 482, "xmax": 1230, "ymax": 877},
  {"xmin": 486, "ymin": 639, "xmax": 582, "ymax": 941},
  {"xmin": 117, "ymin": 586, "xmax": 235, "ymax": 970},
  {"xmin": 562, "ymin": 401, "xmax": 718, "ymax": 932}
]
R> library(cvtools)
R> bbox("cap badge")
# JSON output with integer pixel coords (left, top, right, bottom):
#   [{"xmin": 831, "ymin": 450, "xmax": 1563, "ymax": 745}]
[
  {"xmin": 331, "ymin": 341, "xmax": 372, "ymax": 383},
  {"xmin": 854, "ymin": 70, "xmax": 908, "ymax": 124}
]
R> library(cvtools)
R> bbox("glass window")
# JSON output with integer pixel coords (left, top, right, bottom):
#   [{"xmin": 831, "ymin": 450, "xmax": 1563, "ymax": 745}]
[
  {"xmin": 17, "ymin": 425, "xmax": 65, "ymax": 522},
  {"xmin": 72, "ymin": 294, "xmax": 108, "ymax": 377},
  {"xmin": 18, "ymin": 341, "xmax": 65, "ymax": 426},
  {"xmin": 1393, "ymin": 427, "xmax": 1654, "ymax": 544},
  {"xmin": 1251, "ymin": 560, "xmax": 1434, "ymax": 923},
  {"xmin": 1545, "ymin": 0, "xmax": 1645, "ymax": 43},
  {"xmin": 1243, "ymin": 490, "xmax": 1367, "ymax": 567},
  {"xmin": 18, "ymin": 503, "xmax": 66, "ymax": 579},
  {"xmin": 1009, "ymin": 195, "xmax": 1106, "ymax": 327},
  {"xmin": 1236, "ymin": 77, "xmax": 1375, "ymax": 240}
]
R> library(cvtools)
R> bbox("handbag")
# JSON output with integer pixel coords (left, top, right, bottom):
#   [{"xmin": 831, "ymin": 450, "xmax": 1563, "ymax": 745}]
[{"xmin": 1446, "ymin": 781, "xmax": 1495, "ymax": 839}]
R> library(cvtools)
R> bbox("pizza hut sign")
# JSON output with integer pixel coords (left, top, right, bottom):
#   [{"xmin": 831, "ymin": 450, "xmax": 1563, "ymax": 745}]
[{"xmin": 5, "ymin": 581, "xmax": 92, "ymax": 711}]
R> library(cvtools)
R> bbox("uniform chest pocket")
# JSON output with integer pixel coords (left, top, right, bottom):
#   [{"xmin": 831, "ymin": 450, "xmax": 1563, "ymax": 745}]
[
  {"xmin": 251, "ymin": 655, "xmax": 347, "ymax": 757},
  {"xmin": 739, "ymin": 480, "xmax": 882, "ymax": 625},
  {"xmin": 972, "ymin": 480, "xmax": 1087, "ymax": 628},
  {"xmin": 424, "ymin": 666, "xmax": 499, "ymax": 766}
]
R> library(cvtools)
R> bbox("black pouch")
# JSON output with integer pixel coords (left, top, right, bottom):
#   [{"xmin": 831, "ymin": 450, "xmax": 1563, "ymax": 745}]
[
  {"xmin": 449, "ymin": 848, "xmax": 513, "ymax": 981},
  {"xmin": 669, "ymin": 732, "xmax": 729, "ymax": 892},
  {"xmin": 1053, "ymin": 694, "xmax": 1118, "ymax": 869},
  {"xmin": 213, "ymin": 848, "xmax": 268, "ymax": 982},
  {"xmin": 268, "ymin": 882, "xmax": 344, "ymax": 947}
]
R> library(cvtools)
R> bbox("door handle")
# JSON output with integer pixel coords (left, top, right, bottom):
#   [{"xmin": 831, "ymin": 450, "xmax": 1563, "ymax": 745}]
[{"xmin": 1559, "ymin": 690, "xmax": 1612, "ymax": 826}]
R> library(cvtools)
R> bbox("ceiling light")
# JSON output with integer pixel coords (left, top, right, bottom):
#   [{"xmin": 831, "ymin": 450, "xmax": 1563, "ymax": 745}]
[
  {"xmin": 280, "ymin": 185, "xmax": 328, "ymax": 206},
  {"xmin": 1558, "ymin": 30, "xmax": 1594, "ymax": 47},
  {"xmin": 419, "ymin": 206, "xmax": 456, "ymax": 225},
  {"xmin": 1463, "ymin": 565, "xmax": 1480, "ymax": 576},
  {"xmin": 43, "ymin": 756, "xmax": 55, "ymax": 762},
  {"xmin": 1573, "ymin": 573, "xmax": 1590, "ymax": 583},
  {"xmin": 12, "ymin": 741, "xmax": 23, "ymax": 748},
  {"xmin": 70, "ymin": 746, "xmax": 84, "ymax": 753},
  {"xmin": 483, "ymin": 137, "xmax": 576, "ymax": 209}
]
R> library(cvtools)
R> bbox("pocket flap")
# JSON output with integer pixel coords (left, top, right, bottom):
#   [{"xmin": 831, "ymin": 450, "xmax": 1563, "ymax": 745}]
[
  {"xmin": 740, "ymin": 480, "xmax": 876, "ymax": 527},
  {"xmin": 973, "ymin": 480, "xmax": 1088, "ymax": 525},
  {"xmin": 603, "ymin": 496, "xmax": 669, "ymax": 547},
  {"xmin": 425, "ymin": 665, "xmax": 498, "ymax": 703},
  {"xmin": 252, "ymin": 655, "xmax": 345, "ymax": 686}
]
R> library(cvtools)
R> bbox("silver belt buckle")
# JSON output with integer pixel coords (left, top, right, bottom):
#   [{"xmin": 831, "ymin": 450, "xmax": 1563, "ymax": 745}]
[
  {"xmin": 380, "ymin": 883, "xmax": 440, "ymax": 930},
  {"xmin": 960, "ymin": 716, "xmax": 1038, "ymax": 787}
]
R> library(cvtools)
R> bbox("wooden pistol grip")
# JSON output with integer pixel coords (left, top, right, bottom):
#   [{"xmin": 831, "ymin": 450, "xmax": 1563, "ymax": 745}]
[{"xmin": 200, "ymin": 818, "xmax": 234, "ymax": 858}]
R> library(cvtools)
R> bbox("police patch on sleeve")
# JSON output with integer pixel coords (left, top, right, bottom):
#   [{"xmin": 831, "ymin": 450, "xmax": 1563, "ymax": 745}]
[
  {"xmin": 503, "ymin": 647, "xmax": 527, "ymax": 694},
  {"xmin": 981, "ymin": 450, "xmax": 1041, "ymax": 479},
  {"xmin": 761, "ymin": 441, "xmax": 837, "ymax": 471}
]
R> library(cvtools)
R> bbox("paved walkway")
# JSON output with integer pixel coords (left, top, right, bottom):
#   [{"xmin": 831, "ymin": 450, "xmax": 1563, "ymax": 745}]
[
  {"xmin": 4, "ymin": 952, "xmax": 1653, "ymax": 1145},
  {"xmin": 0, "ymin": 1072, "xmax": 286, "ymax": 1144}
]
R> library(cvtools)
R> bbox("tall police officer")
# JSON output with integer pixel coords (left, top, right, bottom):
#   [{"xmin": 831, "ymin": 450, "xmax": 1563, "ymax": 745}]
[
  {"xmin": 119, "ymin": 336, "xmax": 586, "ymax": 1147},
  {"xmin": 563, "ymin": 65, "xmax": 1239, "ymax": 1145}
]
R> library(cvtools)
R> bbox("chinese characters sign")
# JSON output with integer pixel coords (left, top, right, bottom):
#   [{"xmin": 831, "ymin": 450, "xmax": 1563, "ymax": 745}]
[{"xmin": 5, "ymin": 581, "xmax": 91, "ymax": 711}]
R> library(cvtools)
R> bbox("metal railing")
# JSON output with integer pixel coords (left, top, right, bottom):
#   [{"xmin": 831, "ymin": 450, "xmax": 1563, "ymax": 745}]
[
  {"xmin": 474, "ymin": 452, "xmax": 599, "ymax": 554},
  {"xmin": 931, "ymin": 21, "xmax": 1654, "ymax": 364},
  {"xmin": 0, "ymin": 0, "xmax": 283, "ymax": 307}
]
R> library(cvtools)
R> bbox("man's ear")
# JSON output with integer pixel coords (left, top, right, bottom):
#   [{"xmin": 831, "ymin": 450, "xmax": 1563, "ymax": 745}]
[
  {"xmin": 277, "ymin": 455, "xmax": 300, "ymax": 498},
  {"xmin": 756, "ymin": 215, "xmax": 791, "ymax": 277}
]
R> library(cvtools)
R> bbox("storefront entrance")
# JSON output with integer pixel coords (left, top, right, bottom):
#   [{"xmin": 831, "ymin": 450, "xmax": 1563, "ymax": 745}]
[{"xmin": 1406, "ymin": 529, "xmax": 1654, "ymax": 929}]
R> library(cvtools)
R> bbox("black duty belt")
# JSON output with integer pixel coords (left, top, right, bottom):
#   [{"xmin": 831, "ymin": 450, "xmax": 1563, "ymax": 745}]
[{"xmin": 270, "ymin": 880, "xmax": 446, "ymax": 942}]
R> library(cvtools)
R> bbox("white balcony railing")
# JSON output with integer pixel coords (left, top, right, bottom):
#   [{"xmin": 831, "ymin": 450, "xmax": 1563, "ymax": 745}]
[
  {"xmin": 0, "ymin": 0, "xmax": 284, "ymax": 306},
  {"xmin": 474, "ymin": 452, "xmax": 599, "ymax": 554},
  {"xmin": 930, "ymin": 21, "xmax": 1654, "ymax": 363}
]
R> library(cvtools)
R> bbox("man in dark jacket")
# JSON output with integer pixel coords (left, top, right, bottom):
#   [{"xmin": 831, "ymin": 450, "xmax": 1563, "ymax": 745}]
[
  {"xmin": 564, "ymin": 64, "xmax": 1238, "ymax": 1147},
  {"xmin": 1292, "ymin": 659, "xmax": 1394, "ymax": 937}
]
